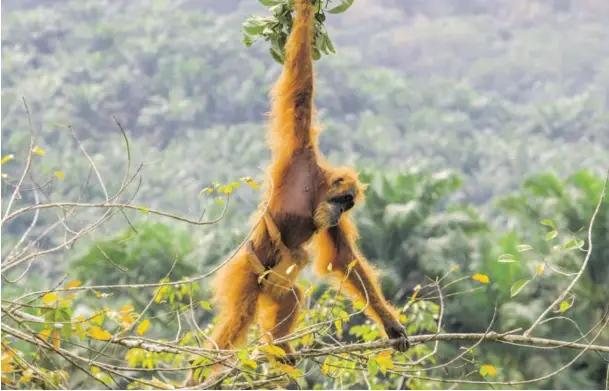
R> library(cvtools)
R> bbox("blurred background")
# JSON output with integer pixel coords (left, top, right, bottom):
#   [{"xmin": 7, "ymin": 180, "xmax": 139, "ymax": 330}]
[{"xmin": 2, "ymin": 0, "xmax": 608, "ymax": 389}]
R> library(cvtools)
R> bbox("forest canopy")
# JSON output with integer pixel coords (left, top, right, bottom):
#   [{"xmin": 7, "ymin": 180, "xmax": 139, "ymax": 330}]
[{"xmin": 1, "ymin": 0, "xmax": 608, "ymax": 389}]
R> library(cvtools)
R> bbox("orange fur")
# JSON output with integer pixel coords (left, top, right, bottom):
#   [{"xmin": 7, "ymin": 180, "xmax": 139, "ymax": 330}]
[{"xmin": 186, "ymin": 0, "xmax": 408, "ymax": 385}]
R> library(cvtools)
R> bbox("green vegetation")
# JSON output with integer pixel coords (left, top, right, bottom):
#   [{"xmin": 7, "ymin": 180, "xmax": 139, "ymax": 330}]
[{"xmin": 2, "ymin": 0, "xmax": 608, "ymax": 389}]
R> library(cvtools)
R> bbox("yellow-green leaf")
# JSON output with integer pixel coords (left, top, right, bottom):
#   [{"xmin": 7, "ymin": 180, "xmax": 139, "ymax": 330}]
[
  {"xmin": 39, "ymin": 329, "xmax": 52, "ymax": 341},
  {"xmin": 564, "ymin": 239, "xmax": 584, "ymax": 250},
  {"xmin": 136, "ymin": 319, "xmax": 150, "ymax": 336},
  {"xmin": 87, "ymin": 326, "xmax": 112, "ymax": 341},
  {"xmin": 32, "ymin": 146, "xmax": 46, "ymax": 156},
  {"xmin": 540, "ymin": 219, "xmax": 555, "ymax": 229},
  {"xmin": 353, "ymin": 300, "xmax": 366, "ymax": 310},
  {"xmin": 451, "ymin": 265, "xmax": 460, "ymax": 272},
  {"xmin": 545, "ymin": 230, "xmax": 558, "ymax": 240},
  {"xmin": 52, "ymin": 330, "xmax": 61, "ymax": 349},
  {"xmin": 559, "ymin": 301, "xmax": 571, "ymax": 313},
  {"xmin": 375, "ymin": 351, "xmax": 394, "ymax": 375},
  {"xmin": 517, "ymin": 244, "xmax": 533, "ymax": 252},
  {"xmin": 1, "ymin": 154, "xmax": 14, "ymax": 165},
  {"xmin": 536, "ymin": 264, "xmax": 545, "ymax": 276},
  {"xmin": 137, "ymin": 206, "xmax": 149, "ymax": 213},
  {"xmin": 510, "ymin": 279, "xmax": 530, "ymax": 297},
  {"xmin": 367, "ymin": 358, "xmax": 379, "ymax": 377},
  {"xmin": 262, "ymin": 344, "xmax": 286, "ymax": 358},
  {"xmin": 200, "ymin": 300, "xmax": 213, "ymax": 311},
  {"xmin": 215, "ymin": 197, "xmax": 225, "ymax": 205},
  {"xmin": 91, "ymin": 311, "xmax": 105, "ymax": 326},
  {"xmin": 240, "ymin": 176, "xmax": 260, "ymax": 190},
  {"xmin": 498, "ymin": 253, "xmax": 517, "ymax": 263},
  {"xmin": 198, "ymin": 187, "xmax": 214, "ymax": 198},
  {"xmin": 472, "ymin": 273, "xmax": 490, "ymax": 284},
  {"xmin": 321, "ymin": 361, "xmax": 330, "ymax": 375},
  {"xmin": 120, "ymin": 304, "xmax": 134, "ymax": 314},
  {"xmin": 42, "ymin": 293, "xmax": 58, "ymax": 304},
  {"xmin": 301, "ymin": 333, "xmax": 314, "ymax": 345},
  {"xmin": 242, "ymin": 359, "xmax": 257, "ymax": 369},
  {"xmin": 54, "ymin": 171, "xmax": 65, "ymax": 180},
  {"xmin": 64, "ymin": 280, "xmax": 82, "ymax": 289},
  {"xmin": 480, "ymin": 364, "xmax": 497, "ymax": 376}
]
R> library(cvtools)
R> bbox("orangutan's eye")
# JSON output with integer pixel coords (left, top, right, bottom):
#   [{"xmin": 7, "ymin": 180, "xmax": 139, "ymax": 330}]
[{"xmin": 332, "ymin": 178, "xmax": 344, "ymax": 186}]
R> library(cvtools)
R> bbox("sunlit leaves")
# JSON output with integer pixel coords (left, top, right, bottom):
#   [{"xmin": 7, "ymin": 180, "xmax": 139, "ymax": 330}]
[
  {"xmin": 120, "ymin": 304, "xmax": 134, "ymax": 314},
  {"xmin": 87, "ymin": 326, "xmax": 112, "ymax": 341},
  {"xmin": 54, "ymin": 171, "xmax": 65, "ymax": 180},
  {"xmin": 64, "ymin": 280, "xmax": 82, "ymax": 290},
  {"xmin": 200, "ymin": 300, "xmax": 213, "ymax": 311},
  {"xmin": 564, "ymin": 238, "xmax": 584, "ymax": 250},
  {"xmin": 1, "ymin": 154, "xmax": 14, "ymax": 165},
  {"xmin": 136, "ymin": 319, "xmax": 150, "ymax": 336},
  {"xmin": 327, "ymin": 0, "xmax": 354, "ymax": 14},
  {"xmin": 498, "ymin": 253, "xmax": 517, "ymax": 263},
  {"xmin": 366, "ymin": 357, "xmax": 379, "ymax": 377},
  {"xmin": 51, "ymin": 331, "xmax": 61, "ymax": 349},
  {"xmin": 558, "ymin": 300, "xmax": 571, "ymax": 313},
  {"xmin": 374, "ymin": 351, "xmax": 395, "ymax": 375},
  {"xmin": 480, "ymin": 364, "xmax": 497, "ymax": 376},
  {"xmin": 237, "ymin": 349, "xmax": 258, "ymax": 369},
  {"xmin": 39, "ymin": 329, "xmax": 52, "ymax": 341},
  {"xmin": 536, "ymin": 264, "xmax": 545, "ymax": 276},
  {"xmin": 91, "ymin": 311, "xmax": 105, "ymax": 326},
  {"xmin": 510, "ymin": 280, "xmax": 530, "ymax": 297},
  {"xmin": 540, "ymin": 219, "xmax": 555, "ymax": 229},
  {"xmin": 545, "ymin": 230, "xmax": 558, "ymax": 240},
  {"xmin": 517, "ymin": 244, "xmax": 533, "ymax": 252},
  {"xmin": 472, "ymin": 273, "xmax": 490, "ymax": 284},
  {"xmin": 262, "ymin": 344, "xmax": 287, "ymax": 358},
  {"xmin": 42, "ymin": 293, "xmax": 58, "ymax": 304},
  {"xmin": 240, "ymin": 176, "xmax": 260, "ymax": 190},
  {"xmin": 31, "ymin": 146, "xmax": 46, "ymax": 156},
  {"xmin": 409, "ymin": 284, "xmax": 421, "ymax": 302}
]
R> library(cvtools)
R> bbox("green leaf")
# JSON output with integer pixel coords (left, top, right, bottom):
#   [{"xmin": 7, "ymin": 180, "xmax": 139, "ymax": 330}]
[
  {"xmin": 498, "ymin": 253, "xmax": 517, "ymax": 263},
  {"xmin": 200, "ymin": 300, "xmax": 212, "ymax": 311},
  {"xmin": 324, "ymin": 34, "xmax": 336, "ymax": 54},
  {"xmin": 540, "ymin": 219, "xmax": 555, "ymax": 229},
  {"xmin": 510, "ymin": 280, "xmax": 530, "ymax": 297},
  {"xmin": 480, "ymin": 364, "xmax": 497, "ymax": 376},
  {"xmin": 258, "ymin": 0, "xmax": 280, "ymax": 5},
  {"xmin": 559, "ymin": 301, "xmax": 571, "ymax": 312},
  {"xmin": 327, "ymin": 0, "xmax": 355, "ymax": 14},
  {"xmin": 545, "ymin": 230, "xmax": 558, "ymax": 241},
  {"xmin": 214, "ymin": 197, "xmax": 225, "ymax": 206},
  {"xmin": 366, "ymin": 358, "xmax": 379, "ymax": 377},
  {"xmin": 517, "ymin": 244, "xmax": 533, "ymax": 252},
  {"xmin": 270, "ymin": 47, "xmax": 284, "ymax": 64},
  {"xmin": 61, "ymin": 323, "xmax": 72, "ymax": 340},
  {"xmin": 242, "ymin": 34, "xmax": 254, "ymax": 48},
  {"xmin": 564, "ymin": 239, "xmax": 584, "ymax": 250}
]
